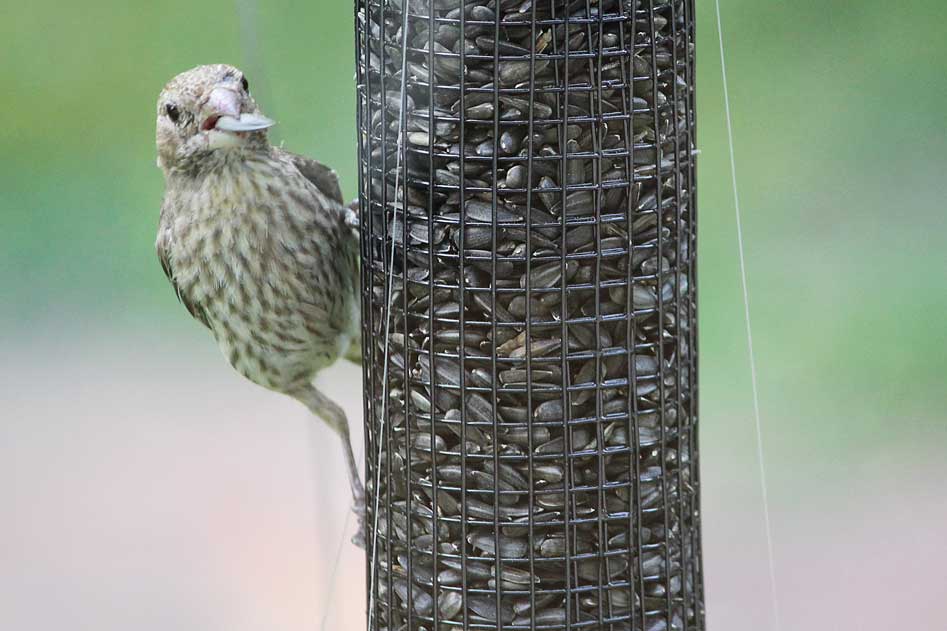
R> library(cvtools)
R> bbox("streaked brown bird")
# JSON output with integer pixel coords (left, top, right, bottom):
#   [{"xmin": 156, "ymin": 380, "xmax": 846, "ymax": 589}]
[{"xmin": 154, "ymin": 64, "xmax": 364, "ymax": 539}]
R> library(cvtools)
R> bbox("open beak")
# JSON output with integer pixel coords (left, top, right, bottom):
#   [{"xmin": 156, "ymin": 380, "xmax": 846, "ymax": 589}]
[{"xmin": 202, "ymin": 86, "xmax": 275, "ymax": 133}]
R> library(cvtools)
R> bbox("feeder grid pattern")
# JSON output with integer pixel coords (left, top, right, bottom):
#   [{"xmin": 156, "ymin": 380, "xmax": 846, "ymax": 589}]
[{"xmin": 356, "ymin": 1, "xmax": 700, "ymax": 629}]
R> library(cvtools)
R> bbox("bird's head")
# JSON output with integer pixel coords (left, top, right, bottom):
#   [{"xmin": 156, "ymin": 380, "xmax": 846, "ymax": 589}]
[{"xmin": 156, "ymin": 64, "xmax": 275, "ymax": 173}]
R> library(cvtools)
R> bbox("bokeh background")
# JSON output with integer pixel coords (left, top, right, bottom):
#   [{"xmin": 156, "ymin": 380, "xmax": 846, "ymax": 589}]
[{"xmin": 2, "ymin": 1, "xmax": 945, "ymax": 629}]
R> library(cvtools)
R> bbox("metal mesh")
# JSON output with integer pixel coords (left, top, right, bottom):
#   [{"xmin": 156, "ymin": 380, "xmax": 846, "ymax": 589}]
[{"xmin": 356, "ymin": 1, "xmax": 700, "ymax": 629}]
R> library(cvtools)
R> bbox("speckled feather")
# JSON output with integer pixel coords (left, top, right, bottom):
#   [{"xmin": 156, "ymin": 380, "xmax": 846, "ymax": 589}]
[{"xmin": 157, "ymin": 147, "xmax": 359, "ymax": 392}]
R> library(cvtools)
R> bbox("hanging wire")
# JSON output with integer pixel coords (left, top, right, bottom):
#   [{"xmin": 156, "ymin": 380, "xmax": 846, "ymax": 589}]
[
  {"xmin": 365, "ymin": 3, "xmax": 411, "ymax": 629},
  {"xmin": 318, "ymin": 507, "xmax": 353, "ymax": 631},
  {"xmin": 236, "ymin": 0, "xmax": 273, "ymax": 127},
  {"xmin": 713, "ymin": 1, "xmax": 781, "ymax": 629},
  {"xmin": 321, "ymin": 0, "xmax": 411, "ymax": 621},
  {"xmin": 320, "ymin": 0, "xmax": 411, "ymax": 624}
]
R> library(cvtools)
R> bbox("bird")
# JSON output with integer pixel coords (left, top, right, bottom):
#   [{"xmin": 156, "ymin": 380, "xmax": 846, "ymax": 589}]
[{"xmin": 154, "ymin": 64, "xmax": 365, "ymax": 542}]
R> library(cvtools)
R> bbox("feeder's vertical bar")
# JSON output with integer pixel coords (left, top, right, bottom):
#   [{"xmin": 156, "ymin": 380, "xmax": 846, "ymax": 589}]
[
  {"xmin": 524, "ymin": 3, "xmax": 539, "ymax": 629},
  {"xmin": 455, "ymin": 4, "xmax": 471, "ymax": 631},
  {"xmin": 587, "ymin": 1, "xmax": 608, "ymax": 627},
  {"xmin": 622, "ymin": 1, "xmax": 647, "ymax": 628},
  {"xmin": 683, "ymin": 0, "xmax": 704, "ymax": 624},
  {"xmin": 552, "ymin": 3, "xmax": 576, "ymax": 627},
  {"xmin": 399, "ymin": 0, "xmax": 415, "ymax": 626},
  {"xmin": 489, "ymin": 3, "xmax": 505, "ymax": 629},
  {"xmin": 667, "ymin": 1, "xmax": 687, "ymax": 627},
  {"xmin": 377, "ymin": 1, "xmax": 397, "ymax": 626},
  {"xmin": 458, "ymin": 0, "xmax": 476, "ymax": 629},
  {"xmin": 615, "ymin": 8, "xmax": 636, "ymax": 626},
  {"xmin": 389, "ymin": 0, "xmax": 399, "ymax": 622},
  {"xmin": 646, "ymin": 3, "xmax": 673, "ymax": 626},
  {"xmin": 402, "ymin": 0, "xmax": 416, "ymax": 629},
  {"xmin": 354, "ymin": 0, "xmax": 375, "ymax": 608},
  {"xmin": 356, "ymin": 0, "xmax": 384, "ymax": 607},
  {"xmin": 382, "ymin": 0, "xmax": 394, "ymax": 620},
  {"xmin": 425, "ymin": 4, "xmax": 441, "ymax": 630}
]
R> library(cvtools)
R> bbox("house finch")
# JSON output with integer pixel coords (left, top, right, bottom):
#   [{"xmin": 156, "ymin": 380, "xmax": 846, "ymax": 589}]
[{"xmin": 154, "ymin": 64, "xmax": 364, "ymax": 541}]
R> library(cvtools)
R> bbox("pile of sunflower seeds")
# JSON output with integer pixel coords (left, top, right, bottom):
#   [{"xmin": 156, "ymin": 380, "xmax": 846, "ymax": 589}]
[{"xmin": 357, "ymin": 1, "xmax": 700, "ymax": 629}]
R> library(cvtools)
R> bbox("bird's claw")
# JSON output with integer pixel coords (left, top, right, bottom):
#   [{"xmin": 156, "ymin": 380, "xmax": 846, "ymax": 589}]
[
  {"xmin": 349, "ymin": 481, "xmax": 367, "ymax": 549},
  {"xmin": 351, "ymin": 494, "xmax": 367, "ymax": 549},
  {"xmin": 345, "ymin": 201, "xmax": 360, "ymax": 232}
]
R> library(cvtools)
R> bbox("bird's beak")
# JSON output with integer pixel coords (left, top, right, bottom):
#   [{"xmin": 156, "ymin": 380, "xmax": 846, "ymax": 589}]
[
  {"xmin": 203, "ymin": 86, "xmax": 275, "ymax": 133},
  {"xmin": 215, "ymin": 113, "xmax": 275, "ymax": 132}
]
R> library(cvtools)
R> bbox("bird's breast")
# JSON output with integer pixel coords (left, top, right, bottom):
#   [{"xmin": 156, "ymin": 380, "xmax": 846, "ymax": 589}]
[{"xmin": 165, "ymin": 160, "xmax": 358, "ymax": 368}]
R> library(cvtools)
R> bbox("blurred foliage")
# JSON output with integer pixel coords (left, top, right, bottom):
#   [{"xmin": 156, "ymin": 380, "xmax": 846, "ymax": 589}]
[{"xmin": 1, "ymin": 0, "xmax": 944, "ymax": 464}]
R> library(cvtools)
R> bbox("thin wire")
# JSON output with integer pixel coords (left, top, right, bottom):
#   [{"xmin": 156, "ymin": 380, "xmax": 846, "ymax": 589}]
[
  {"xmin": 713, "ymin": 2, "xmax": 780, "ymax": 630},
  {"xmin": 366, "ymin": 2, "xmax": 411, "ymax": 629},
  {"xmin": 318, "ymin": 509, "xmax": 352, "ymax": 631},
  {"xmin": 235, "ymin": 0, "xmax": 260, "ymax": 75},
  {"xmin": 235, "ymin": 0, "xmax": 272, "ymax": 122},
  {"xmin": 320, "ymin": 2, "xmax": 411, "ymax": 628}
]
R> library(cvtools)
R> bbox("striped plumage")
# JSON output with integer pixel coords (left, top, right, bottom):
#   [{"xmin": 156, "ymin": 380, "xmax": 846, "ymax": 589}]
[{"xmin": 155, "ymin": 65, "xmax": 364, "ymax": 538}]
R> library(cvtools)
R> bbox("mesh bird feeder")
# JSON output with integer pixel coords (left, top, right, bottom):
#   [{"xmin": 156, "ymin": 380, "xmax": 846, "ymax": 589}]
[{"xmin": 356, "ymin": 1, "xmax": 700, "ymax": 629}]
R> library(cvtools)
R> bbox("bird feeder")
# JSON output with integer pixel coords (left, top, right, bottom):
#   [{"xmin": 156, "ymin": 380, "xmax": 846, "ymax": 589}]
[{"xmin": 356, "ymin": 0, "xmax": 701, "ymax": 629}]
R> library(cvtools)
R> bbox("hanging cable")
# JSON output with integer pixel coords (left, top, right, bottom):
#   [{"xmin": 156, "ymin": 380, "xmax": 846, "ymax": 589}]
[
  {"xmin": 713, "ymin": 2, "xmax": 781, "ymax": 629},
  {"xmin": 321, "ymin": 2, "xmax": 412, "ymax": 629}
]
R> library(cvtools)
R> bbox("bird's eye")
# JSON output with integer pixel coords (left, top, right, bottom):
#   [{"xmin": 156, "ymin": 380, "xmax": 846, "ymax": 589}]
[
  {"xmin": 240, "ymin": 76, "xmax": 249, "ymax": 92},
  {"xmin": 165, "ymin": 103, "xmax": 181, "ymax": 123}
]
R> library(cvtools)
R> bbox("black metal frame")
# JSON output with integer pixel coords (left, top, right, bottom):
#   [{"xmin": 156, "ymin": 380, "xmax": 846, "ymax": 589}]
[{"xmin": 356, "ymin": 1, "xmax": 700, "ymax": 629}]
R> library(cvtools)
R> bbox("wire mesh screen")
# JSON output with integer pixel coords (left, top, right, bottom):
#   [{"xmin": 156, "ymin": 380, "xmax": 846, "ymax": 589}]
[{"xmin": 356, "ymin": 0, "xmax": 700, "ymax": 629}]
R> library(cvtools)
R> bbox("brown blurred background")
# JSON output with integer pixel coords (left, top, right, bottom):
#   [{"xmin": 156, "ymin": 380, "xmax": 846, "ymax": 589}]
[{"xmin": 1, "ymin": 1, "xmax": 945, "ymax": 629}]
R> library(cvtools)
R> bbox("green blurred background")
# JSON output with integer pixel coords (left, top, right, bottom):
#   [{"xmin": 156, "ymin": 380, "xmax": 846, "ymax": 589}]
[{"xmin": 2, "ymin": 1, "xmax": 945, "ymax": 630}]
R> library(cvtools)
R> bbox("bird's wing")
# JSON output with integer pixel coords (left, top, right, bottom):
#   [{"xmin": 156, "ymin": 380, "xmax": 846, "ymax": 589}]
[
  {"xmin": 156, "ymin": 215, "xmax": 211, "ymax": 330},
  {"xmin": 276, "ymin": 147, "xmax": 345, "ymax": 206}
]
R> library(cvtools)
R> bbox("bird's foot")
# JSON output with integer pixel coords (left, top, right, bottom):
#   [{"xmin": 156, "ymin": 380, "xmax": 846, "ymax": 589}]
[
  {"xmin": 350, "ymin": 485, "xmax": 367, "ymax": 549},
  {"xmin": 344, "ymin": 202, "xmax": 360, "ymax": 232}
]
